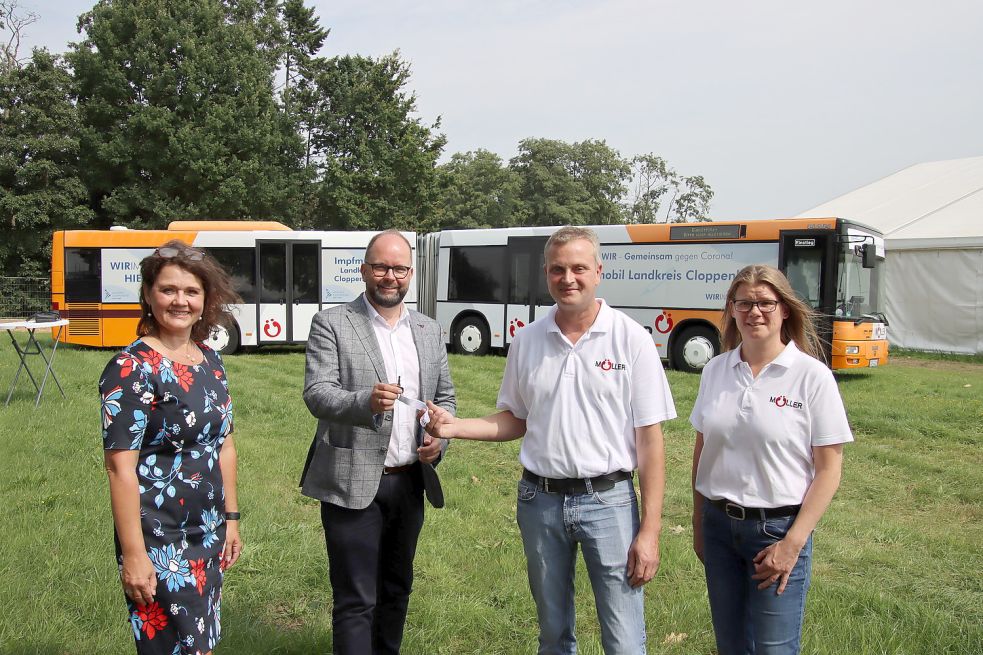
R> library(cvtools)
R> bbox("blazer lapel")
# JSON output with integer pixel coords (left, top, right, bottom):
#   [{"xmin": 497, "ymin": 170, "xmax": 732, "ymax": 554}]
[
  {"xmin": 409, "ymin": 313, "xmax": 434, "ymax": 447},
  {"xmin": 408, "ymin": 311, "xmax": 445, "ymax": 508},
  {"xmin": 409, "ymin": 313, "xmax": 435, "ymax": 404},
  {"xmin": 346, "ymin": 295, "xmax": 387, "ymax": 381}
]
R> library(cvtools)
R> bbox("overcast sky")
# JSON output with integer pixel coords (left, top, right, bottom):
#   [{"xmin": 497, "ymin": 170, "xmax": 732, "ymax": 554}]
[{"xmin": 16, "ymin": 0, "xmax": 983, "ymax": 219}]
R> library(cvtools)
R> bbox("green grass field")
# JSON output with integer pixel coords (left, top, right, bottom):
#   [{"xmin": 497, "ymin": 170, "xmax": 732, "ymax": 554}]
[{"xmin": 1, "ymin": 338, "xmax": 981, "ymax": 654}]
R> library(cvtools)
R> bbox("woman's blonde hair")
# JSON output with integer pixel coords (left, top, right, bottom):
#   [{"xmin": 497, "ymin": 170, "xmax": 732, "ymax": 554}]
[{"xmin": 720, "ymin": 264, "xmax": 824, "ymax": 361}]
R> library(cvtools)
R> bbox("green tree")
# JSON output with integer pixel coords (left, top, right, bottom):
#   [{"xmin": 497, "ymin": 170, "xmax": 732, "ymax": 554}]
[
  {"xmin": 625, "ymin": 154, "xmax": 673, "ymax": 223},
  {"xmin": 68, "ymin": 0, "xmax": 304, "ymax": 228},
  {"xmin": 275, "ymin": 0, "xmax": 329, "ymax": 226},
  {"xmin": 433, "ymin": 149, "xmax": 527, "ymax": 229},
  {"xmin": 0, "ymin": 49, "xmax": 93, "ymax": 277},
  {"xmin": 570, "ymin": 139, "xmax": 632, "ymax": 224},
  {"xmin": 278, "ymin": 0, "xmax": 328, "ymax": 114},
  {"xmin": 308, "ymin": 52, "xmax": 446, "ymax": 231},
  {"xmin": 667, "ymin": 174, "xmax": 713, "ymax": 222},
  {"xmin": 1, "ymin": 0, "xmax": 38, "ymax": 73},
  {"xmin": 625, "ymin": 153, "xmax": 714, "ymax": 223},
  {"xmin": 509, "ymin": 138, "xmax": 630, "ymax": 227}
]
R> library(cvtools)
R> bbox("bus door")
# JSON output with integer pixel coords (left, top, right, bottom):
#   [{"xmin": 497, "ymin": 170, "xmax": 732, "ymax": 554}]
[
  {"xmin": 257, "ymin": 240, "xmax": 321, "ymax": 344},
  {"xmin": 779, "ymin": 231, "xmax": 836, "ymax": 358},
  {"xmin": 505, "ymin": 236, "xmax": 551, "ymax": 344}
]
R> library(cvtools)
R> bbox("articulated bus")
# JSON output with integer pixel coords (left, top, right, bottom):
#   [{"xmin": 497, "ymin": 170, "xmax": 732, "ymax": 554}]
[
  {"xmin": 51, "ymin": 222, "xmax": 416, "ymax": 353},
  {"xmin": 419, "ymin": 218, "xmax": 889, "ymax": 371},
  {"xmin": 51, "ymin": 217, "xmax": 887, "ymax": 371}
]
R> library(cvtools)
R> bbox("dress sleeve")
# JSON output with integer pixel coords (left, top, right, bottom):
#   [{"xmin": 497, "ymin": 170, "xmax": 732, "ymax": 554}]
[{"xmin": 100, "ymin": 351, "xmax": 153, "ymax": 450}]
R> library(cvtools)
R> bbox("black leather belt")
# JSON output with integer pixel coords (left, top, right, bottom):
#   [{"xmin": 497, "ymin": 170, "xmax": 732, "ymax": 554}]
[
  {"xmin": 383, "ymin": 464, "xmax": 414, "ymax": 475},
  {"xmin": 709, "ymin": 497, "xmax": 800, "ymax": 520},
  {"xmin": 522, "ymin": 469, "xmax": 632, "ymax": 494}
]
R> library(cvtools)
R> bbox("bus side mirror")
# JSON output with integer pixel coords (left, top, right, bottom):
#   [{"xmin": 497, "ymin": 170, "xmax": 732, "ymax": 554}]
[{"xmin": 862, "ymin": 243, "xmax": 877, "ymax": 269}]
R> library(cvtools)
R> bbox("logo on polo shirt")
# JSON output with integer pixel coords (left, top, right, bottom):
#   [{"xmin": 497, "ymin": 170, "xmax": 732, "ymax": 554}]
[
  {"xmin": 595, "ymin": 358, "xmax": 627, "ymax": 371},
  {"xmin": 770, "ymin": 395, "xmax": 804, "ymax": 410}
]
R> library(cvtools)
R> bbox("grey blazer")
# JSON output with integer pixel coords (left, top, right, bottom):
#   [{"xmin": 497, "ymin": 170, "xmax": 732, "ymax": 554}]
[{"xmin": 300, "ymin": 294, "xmax": 456, "ymax": 509}]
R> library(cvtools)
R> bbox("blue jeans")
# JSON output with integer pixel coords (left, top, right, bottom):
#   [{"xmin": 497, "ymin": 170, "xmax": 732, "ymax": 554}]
[
  {"xmin": 701, "ymin": 499, "xmax": 813, "ymax": 655},
  {"xmin": 516, "ymin": 477, "xmax": 646, "ymax": 655}
]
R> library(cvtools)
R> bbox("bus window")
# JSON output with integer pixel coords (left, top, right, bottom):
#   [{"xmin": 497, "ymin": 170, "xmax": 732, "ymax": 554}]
[
  {"xmin": 65, "ymin": 248, "xmax": 101, "ymax": 302},
  {"xmin": 506, "ymin": 249, "xmax": 551, "ymax": 306},
  {"xmin": 292, "ymin": 243, "xmax": 320, "ymax": 304},
  {"xmin": 509, "ymin": 251, "xmax": 531, "ymax": 304},
  {"xmin": 535, "ymin": 260, "xmax": 551, "ymax": 306},
  {"xmin": 448, "ymin": 246, "xmax": 506, "ymax": 303},
  {"xmin": 260, "ymin": 243, "xmax": 287, "ymax": 304},
  {"xmin": 836, "ymin": 245, "xmax": 879, "ymax": 318},
  {"xmin": 785, "ymin": 248, "xmax": 823, "ymax": 309},
  {"xmin": 209, "ymin": 248, "xmax": 257, "ymax": 304}
]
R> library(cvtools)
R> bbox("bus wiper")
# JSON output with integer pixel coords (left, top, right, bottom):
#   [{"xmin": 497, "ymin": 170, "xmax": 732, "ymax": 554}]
[{"xmin": 854, "ymin": 312, "xmax": 888, "ymax": 326}]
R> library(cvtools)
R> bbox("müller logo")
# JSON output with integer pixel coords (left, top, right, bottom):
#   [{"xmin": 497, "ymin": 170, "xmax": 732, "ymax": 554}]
[
  {"xmin": 770, "ymin": 395, "xmax": 804, "ymax": 409},
  {"xmin": 595, "ymin": 358, "xmax": 627, "ymax": 371}
]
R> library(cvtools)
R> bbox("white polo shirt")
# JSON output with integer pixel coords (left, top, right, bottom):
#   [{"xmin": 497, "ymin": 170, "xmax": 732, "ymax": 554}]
[
  {"xmin": 497, "ymin": 299, "xmax": 676, "ymax": 479},
  {"xmin": 690, "ymin": 340, "xmax": 853, "ymax": 508},
  {"xmin": 364, "ymin": 296, "xmax": 421, "ymax": 467}
]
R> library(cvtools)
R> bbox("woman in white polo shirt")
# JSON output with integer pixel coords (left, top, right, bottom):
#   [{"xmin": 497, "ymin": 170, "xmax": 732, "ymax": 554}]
[{"xmin": 690, "ymin": 264, "xmax": 852, "ymax": 655}]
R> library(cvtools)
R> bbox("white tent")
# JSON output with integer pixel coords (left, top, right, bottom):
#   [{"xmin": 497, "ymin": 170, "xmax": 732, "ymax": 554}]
[{"xmin": 798, "ymin": 156, "xmax": 983, "ymax": 354}]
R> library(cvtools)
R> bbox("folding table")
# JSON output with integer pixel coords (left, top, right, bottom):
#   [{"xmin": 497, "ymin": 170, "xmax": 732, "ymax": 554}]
[{"xmin": 1, "ymin": 318, "xmax": 70, "ymax": 407}]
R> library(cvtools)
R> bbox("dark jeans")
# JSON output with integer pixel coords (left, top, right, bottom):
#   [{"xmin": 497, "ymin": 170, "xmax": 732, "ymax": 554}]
[
  {"xmin": 702, "ymin": 499, "xmax": 813, "ymax": 655},
  {"xmin": 321, "ymin": 467, "xmax": 425, "ymax": 655}
]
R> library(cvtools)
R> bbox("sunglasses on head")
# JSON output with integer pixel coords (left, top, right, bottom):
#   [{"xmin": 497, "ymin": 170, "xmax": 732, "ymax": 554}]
[{"xmin": 156, "ymin": 246, "xmax": 204, "ymax": 261}]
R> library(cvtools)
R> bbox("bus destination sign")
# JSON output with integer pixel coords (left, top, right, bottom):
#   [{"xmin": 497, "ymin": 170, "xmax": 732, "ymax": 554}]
[{"xmin": 669, "ymin": 224, "xmax": 743, "ymax": 241}]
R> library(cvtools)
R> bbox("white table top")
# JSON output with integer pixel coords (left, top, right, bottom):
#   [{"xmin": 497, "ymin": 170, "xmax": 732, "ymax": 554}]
[{"xmin": 0, "ymin": 319, "xmax": 70, "ymax": 330}]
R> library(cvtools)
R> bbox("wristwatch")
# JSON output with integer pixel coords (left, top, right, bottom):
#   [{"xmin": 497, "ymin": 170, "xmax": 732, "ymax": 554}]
[{"xmin": 224, "ymin": 512, "xmax": 241, "ymax": 521}]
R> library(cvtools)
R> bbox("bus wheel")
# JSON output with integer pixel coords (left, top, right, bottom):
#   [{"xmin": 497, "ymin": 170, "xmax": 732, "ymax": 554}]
[
  {"xmin": 205, "ymin": 324, "xmax": 240, "ymax": 355},
  {"xmin": 453, "ymin": 316, "xmax": 490, "ymax": 356},
  {"xmin": 672, "ymin": 326, "xmax": 718, "ymax": 373}
]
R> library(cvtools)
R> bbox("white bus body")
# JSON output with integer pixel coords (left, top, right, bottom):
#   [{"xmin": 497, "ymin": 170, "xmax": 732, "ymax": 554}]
[{"xmin": 419, "ymin": 219, "xmax": 887, "ymax": 371}]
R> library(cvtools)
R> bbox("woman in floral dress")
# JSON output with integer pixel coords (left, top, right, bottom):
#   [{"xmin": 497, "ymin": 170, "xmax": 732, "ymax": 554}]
[{"xmin": 101, "ymin": 241, "xmax": 242, "ymax": 654}]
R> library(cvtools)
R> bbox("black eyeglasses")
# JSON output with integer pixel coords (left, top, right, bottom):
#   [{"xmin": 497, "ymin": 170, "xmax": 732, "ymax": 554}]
[
  {"xmin": 365, "ymin": 263, "xmax": 411, "ymax": 279},
  {"xmin": 156, "ymin": 246, "xmax": 204, "ymax": 262},
  {"xmin": 732, "ymin": 299, "xmax": 780, "ymax": 313}
]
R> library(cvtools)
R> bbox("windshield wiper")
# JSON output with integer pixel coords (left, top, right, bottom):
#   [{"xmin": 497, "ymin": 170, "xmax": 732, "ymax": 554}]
[{"xmin": 854, "ymin": 312, "xmax": 888, "ymax": 326}]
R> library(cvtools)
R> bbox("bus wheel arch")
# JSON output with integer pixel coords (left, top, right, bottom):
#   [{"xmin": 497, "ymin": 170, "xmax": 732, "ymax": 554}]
[
  {"xmin": 452, "ymin": 313, "xmax": 490, "ymax": 356},
  {"xmin": 669, "ymin": 322, "xmax": 720, "ymax": 373},
  {"xmin": 205, "ymin": 321, "xmax": 241, "ymax": 355}
]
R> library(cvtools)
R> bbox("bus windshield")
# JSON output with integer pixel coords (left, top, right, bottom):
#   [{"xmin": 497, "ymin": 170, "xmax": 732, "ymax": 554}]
[{"xmin": 835, "ymin": 241, "xmax": 882, "ymax": 319}]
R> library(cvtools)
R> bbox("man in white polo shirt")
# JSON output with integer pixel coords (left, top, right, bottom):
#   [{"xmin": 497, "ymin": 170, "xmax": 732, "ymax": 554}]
[{"xmin": 424, "ymin": 226, "xmax": 676, "ymax": 654}]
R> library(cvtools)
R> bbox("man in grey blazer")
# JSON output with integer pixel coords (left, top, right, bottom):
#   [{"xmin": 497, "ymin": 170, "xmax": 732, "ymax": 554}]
[{"xmin": 301, "ymin": 229, "xmax": 456, "ymax": 655}]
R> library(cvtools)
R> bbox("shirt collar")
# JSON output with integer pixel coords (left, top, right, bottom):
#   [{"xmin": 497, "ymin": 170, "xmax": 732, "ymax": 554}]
[
  {"xmin": 363, "ymin": 294, "xmax": 408, "ymax": 328},
  {"xmin": 729, "ymin": 340, "xmax": 800, "ymax": 369},
  {"xmin": 546, "ymin": 299, "xmax": 611, "ymax": 335},
  {"xmin": 771, "ymin": 340, "xmax": 801, "ymax": 368}
]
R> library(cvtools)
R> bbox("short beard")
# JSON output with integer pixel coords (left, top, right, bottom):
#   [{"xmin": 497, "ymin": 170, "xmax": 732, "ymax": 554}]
[{"xmin": 368, "ymin": 285, "xmax": 407, "ymax": 308}]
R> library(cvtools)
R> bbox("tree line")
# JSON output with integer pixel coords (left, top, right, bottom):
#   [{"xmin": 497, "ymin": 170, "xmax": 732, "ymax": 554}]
[{"xmin": 0, "ymin": 0, "xmax": 713, "ymax": 278}]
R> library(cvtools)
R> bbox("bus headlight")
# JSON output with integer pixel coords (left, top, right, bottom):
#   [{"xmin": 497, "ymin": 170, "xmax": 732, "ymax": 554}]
[{"xmin": 845, "ymin": 346, "xmax": 860, "ymax": 355}]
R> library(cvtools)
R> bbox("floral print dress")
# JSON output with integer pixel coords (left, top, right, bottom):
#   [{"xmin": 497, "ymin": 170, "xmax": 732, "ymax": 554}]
[{"xmin": 101, "ymin": 339, "xmax": 234, "ymax": 654}]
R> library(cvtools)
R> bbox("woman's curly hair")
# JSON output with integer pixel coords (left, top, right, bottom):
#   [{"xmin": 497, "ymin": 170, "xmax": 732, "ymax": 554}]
[{"xmin": 137, "ymin": 240, "xmax": 242, "ymax": 343}]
